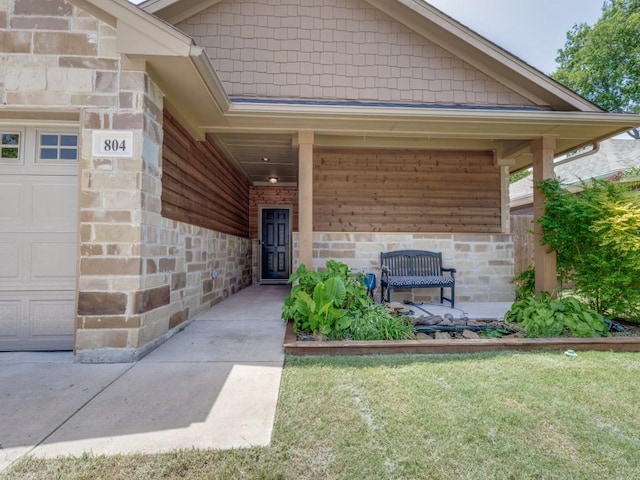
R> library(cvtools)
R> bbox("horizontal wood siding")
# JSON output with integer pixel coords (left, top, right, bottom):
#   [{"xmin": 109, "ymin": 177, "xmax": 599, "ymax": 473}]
[
  {"xmin": 162, "ymin": 111, "xmax": 250, "ymax": 238},
  {"xmin": 314, "ymin": 149, "xmax": 501, "ymax": 233},
  {"xmin": 511, "ymin": 214, "xmax": 535, "ymax": 274},
  {"xmin": 249, "ymin": 186, "xmax": 299, "ymax": 240}
]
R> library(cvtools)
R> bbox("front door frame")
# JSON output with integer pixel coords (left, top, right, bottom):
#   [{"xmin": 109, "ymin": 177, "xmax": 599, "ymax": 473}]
[{"xmin": 258, "ymin": 205, "xmax": 293, "ymax": 284}]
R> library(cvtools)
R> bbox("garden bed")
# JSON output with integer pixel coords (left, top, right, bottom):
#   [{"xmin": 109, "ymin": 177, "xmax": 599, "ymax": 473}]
[{"xmin": 283, "ymin": 320, "xmax": 640, "ymax": 356}]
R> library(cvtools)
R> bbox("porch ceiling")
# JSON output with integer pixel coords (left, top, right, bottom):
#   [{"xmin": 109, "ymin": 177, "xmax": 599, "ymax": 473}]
[{"xmin": 208, "ymin": 104, "xmax": 639, "ymax": 185}]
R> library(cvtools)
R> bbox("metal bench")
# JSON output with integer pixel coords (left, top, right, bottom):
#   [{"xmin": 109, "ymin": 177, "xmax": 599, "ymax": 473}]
[{"xmin": 380, "ymin": 250, "xmax": 456, "ymax": 307}]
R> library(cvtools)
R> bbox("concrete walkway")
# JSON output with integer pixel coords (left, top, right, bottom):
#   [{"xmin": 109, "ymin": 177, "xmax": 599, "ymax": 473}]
[{"xmin": 0, "ymin": 284, "xmax": 289, "ymax": 473}]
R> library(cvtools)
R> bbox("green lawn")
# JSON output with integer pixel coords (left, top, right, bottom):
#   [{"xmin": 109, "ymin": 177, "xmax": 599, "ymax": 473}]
[{"xmin": 6, "ymin": 352, "xmax": 640, "ymax": 480}]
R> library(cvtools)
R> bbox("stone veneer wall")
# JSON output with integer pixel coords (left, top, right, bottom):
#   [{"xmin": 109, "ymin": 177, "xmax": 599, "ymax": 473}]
[
  {"xmin": 1, "ymin": 0, "xmax": 253, "ymax": 361},
  {"xmin": 292, "ymin": 232, "xmax": 515, "ymax": 303},
  {"xmin": 77, "ymin": 68, "xmax": 252, "ymax": 362},
  {"xmin": 1, "ymin": 0, "xmax": 119, "ymax": 108}
]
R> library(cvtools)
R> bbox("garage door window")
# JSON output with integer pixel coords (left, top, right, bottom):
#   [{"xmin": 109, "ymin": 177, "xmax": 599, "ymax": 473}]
[
  {"xmin": 38, "ymin": 133, "xmax": 78, "ymax": 162},
  {"xmin": 1, "ymin": 133, "xmax": 20, "ymax": 160}
]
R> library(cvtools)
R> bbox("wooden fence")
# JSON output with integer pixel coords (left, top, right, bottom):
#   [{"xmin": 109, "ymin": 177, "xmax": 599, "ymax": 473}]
[{"xmin": 510, "ymin": 215, "xmax": 535, "ymax": 275}]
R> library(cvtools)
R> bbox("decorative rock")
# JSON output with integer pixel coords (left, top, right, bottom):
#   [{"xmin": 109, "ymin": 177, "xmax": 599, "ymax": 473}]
[
  {"xmin": 415, "ymin": 332, "xmax": 431, "ymax": 340},
  {"xmin": 435, "ymin": 332, "xmax": 452, "ymax": 340},
  {"xmin": 439, "ymin": 318, "xmax": 453, "ymax": 326},
  {"xmin": 386, "ymin": 302, "xmax": 412, "ymax": 315},
  {"xmin": 462, "ymin": 329, "xmax": 481, "ymax": 339},
  {"xmin": 413, "ymin": 315, "xmax": 443, "ymax": 326}
]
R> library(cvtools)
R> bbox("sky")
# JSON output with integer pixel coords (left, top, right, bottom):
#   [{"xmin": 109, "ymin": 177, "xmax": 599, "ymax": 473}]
[{"xmin": 424, "ymin": 0, "xmax": 604, "ymax": 74}]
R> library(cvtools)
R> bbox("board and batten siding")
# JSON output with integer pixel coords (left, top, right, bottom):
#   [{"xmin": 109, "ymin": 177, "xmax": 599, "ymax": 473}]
[
  {"xmin": 314, "ymin": 149, "xmax": 501, "ymax": 233},
  {"xmin": 161, "ymin": 111, "xmax": 251, "ymax": 238}
]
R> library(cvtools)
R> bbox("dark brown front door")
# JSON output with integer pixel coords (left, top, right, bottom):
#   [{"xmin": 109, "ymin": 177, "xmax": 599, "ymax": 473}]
[{"xmin": 261, "ymin": 208, "xmax": 290, "ymax": 282}]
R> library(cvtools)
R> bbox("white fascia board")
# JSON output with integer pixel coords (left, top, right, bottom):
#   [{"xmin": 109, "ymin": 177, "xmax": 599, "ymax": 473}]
[{"xmin": 226, "ymin": 102, "xmax": 639, "ymax": 126}]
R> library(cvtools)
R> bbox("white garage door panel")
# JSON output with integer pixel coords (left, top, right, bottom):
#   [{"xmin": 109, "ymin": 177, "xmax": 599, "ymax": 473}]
[
  {"xmin": 0, "ymin": 183, "xmax": 24, "ymax": 227},
  {"xmin": 31, "ymin": 241, "xmax": 77, "ymax": 282},
  {"xmin": 0, "ymin": 243, "xmax": 21, "ymax": 280},
  {"xmin": 32, "ymin": 181, "xmax": 78, "ymax": 229},
  {"xmin": 0, "ymin": 234, "xmax": 76, "ymax": 289},
  {"xmin": 0, "ymin": 300, "xmax": 21, "ymax": 338},
  {"xmin": 0, "ymin": 125, "xmax": 78, "ymax": 351},
  {"xmin": 0, "ymin": 292, "xmax": 74, "ymax": 351},
  {"xmin": 30, "ymin": 297, "xmax": 75, "ymax": 337}
]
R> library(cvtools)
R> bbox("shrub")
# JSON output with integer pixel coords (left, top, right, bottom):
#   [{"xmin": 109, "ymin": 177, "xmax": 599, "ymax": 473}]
[
  {"xmin": 282, "ymin": 261, "xmax": 414, "ymax": 340},
  {"xmin": 537, "ymin": 178, "xmax": 640, "ymax": 319},
  {"xmin": 513, "ymin": 265, "xmax": 535, "ymax": 300},
  {"xmin": 505, "ymin": 293, "xmax": 609, "ymax": 338}
]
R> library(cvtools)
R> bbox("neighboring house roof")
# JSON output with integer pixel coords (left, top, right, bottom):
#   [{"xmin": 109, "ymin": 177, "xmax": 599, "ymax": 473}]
[
  {"xmin": 63, "ymin": 0, "xmax": 640, "ymax": 177},
  {"xmin": 510, "ymin": 139, "xmax": 640, "ymax": 209}
]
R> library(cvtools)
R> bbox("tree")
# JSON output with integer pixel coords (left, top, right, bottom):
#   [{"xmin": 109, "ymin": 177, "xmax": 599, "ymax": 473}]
[{"xmin": 552, "ymin": 0, "xmax": 640, "ymax": 139}]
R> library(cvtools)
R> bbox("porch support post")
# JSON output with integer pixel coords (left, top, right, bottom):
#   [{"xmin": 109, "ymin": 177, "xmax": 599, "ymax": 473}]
[
  {"xmin": 298, "ymin": 130, "xmax": 314, "ymax": 269},
  {"xmin": 531, "ymin": 136, "xmax": 557, "ymax": 295}
]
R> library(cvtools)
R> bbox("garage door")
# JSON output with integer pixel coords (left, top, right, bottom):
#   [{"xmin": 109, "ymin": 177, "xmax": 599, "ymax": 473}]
[{"xmin": 0, "ymin": 127, "xmax": 78, "ymax": 351}]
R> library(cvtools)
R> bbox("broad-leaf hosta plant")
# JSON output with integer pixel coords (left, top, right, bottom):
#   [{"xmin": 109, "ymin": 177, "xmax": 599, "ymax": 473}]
[
  {"xmin": 282, "ymin": 260, "xmax": 414, "ymax": 340},
  {"xmin": 505, "ymin": 293, "xmax": 610, "ymax": 338}
]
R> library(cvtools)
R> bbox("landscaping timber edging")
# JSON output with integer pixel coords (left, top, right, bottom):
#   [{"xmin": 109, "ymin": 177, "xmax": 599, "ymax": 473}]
[{"xmin": 283, "ymin": 322, "xmax": 640, "ymax": 356}]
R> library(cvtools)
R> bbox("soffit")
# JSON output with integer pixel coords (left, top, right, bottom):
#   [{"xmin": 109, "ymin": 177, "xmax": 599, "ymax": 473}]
[
  {"xmin": 139, "ymin": 0, "xmax": 223, "ymax": 24},
  {"xmin": 209, "ymin": 105, "xmax": 639, "ymax": 184}
]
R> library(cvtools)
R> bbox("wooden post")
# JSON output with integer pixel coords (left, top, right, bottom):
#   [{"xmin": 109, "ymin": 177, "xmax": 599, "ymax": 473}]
[
  {"xmin": 531, "ymin": 136, "xmax": 557, "ymax": 295},
  {"xmin": 298, "ymin": 131, "xmax": 314, "ymax": 269}
]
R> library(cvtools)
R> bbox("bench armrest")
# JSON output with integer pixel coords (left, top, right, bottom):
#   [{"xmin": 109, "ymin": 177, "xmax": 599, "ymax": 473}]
[
  {"xmin": 381, "ymin": 264, "xmax": 391, "ymax": 281},
  {"xmin": 441, "ymin": 267, "xmax": 456, "ymax": 277}
]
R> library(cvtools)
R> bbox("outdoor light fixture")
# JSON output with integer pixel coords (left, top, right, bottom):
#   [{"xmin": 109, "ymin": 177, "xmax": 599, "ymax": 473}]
[
  {"xmin": 262, "ymin": 157, "xmax": 270, "ymax": 162},
  {"xmin": 268, "ymin": 176, "xmax": 278, "ymax": 184}
]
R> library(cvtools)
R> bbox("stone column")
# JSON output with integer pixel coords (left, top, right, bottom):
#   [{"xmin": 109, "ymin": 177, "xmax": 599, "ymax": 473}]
[
  {"xmin": 531, "ymin": 136, "xmax": 557, "ymax": 295},
  {"xmin": 75, "ymin": 65, "xmax": 166, "ymax": 362},
  {"xmin": 298, "ymin": 131, "xmax": 314, "ymax": 269}
]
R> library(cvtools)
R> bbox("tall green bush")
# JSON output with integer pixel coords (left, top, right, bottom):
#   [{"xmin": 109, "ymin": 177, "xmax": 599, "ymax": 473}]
[{"xmin": 537, "ymin": 178, "xmax": 640, "ymax": 319}]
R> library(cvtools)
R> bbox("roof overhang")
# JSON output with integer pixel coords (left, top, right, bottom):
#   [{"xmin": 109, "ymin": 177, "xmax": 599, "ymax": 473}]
[
  {"xmin": 69, "ymin": 0, "xmax": 230, "ymax": 140},
  {"xmin": 69, "ymin": 0, "xmax": 640, "ymax": 181},
  {"xmin": 214, "ymin": 101, "xmax": 638, "ymax": 169}
]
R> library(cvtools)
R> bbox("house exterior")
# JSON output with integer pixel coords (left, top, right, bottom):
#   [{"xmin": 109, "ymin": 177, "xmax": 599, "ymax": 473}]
[
  {"xmin": 1, "ymin": 0, "xmax": 638, "ymax": 361},
  {"xmin": 510, "ymin": 139, "xmax": 640, "ymax": 215}
]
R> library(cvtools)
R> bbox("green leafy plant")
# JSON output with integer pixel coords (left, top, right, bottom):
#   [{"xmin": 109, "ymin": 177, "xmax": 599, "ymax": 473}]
[
  {"xmin": 282, "ymin": 261, "xmax": 414, "ymax": 340},
  {"xmin": 290, "ymin": 277, "xmax": 351, "ymax": 336},
  {"xmin": 505, "ymin": 293, "xmax": 609, "ymax": 338},
  {"xmin": 343, "ymin": 304, "xmax": 415, "ymax": 341},
  {"xmin": 283, "ymin": 261, "xmax": 371, "ymax": 337},
  {"xmin": 513, "ymin": 265, "xmax": 535, "ymax": 300},
  {"xmin": 537, "ymin": 178, "xmax": 640, "ymax": 319}
]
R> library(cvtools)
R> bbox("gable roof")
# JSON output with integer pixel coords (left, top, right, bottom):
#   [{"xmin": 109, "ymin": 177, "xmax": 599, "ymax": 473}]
[
  {"xmin": 510, "ymin": 139, "xmax": 640, "ymax": 208},
  {"xmin": 69, "ymin": 0, "xmax": 639, "ymax": 173},
  {"xmin": 141, "ymin": 0, "xmax": 599, "ymax": 113}
]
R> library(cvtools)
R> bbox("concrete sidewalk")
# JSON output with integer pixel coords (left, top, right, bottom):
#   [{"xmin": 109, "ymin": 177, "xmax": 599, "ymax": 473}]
[{"xmin": 0, "ymin": 284, "xmax": 289, "ymax": 472}]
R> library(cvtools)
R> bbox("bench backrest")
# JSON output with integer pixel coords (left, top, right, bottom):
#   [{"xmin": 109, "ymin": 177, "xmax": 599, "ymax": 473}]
[{"xmin": 381, "ymin": 250, "xmax": 443, "ymax": 276}]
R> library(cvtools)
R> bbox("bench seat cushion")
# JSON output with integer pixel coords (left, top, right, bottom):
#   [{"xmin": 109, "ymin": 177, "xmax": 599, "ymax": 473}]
[{"xmin": 386, "ymin": 275, "xmax": 454, "ymax": 287}]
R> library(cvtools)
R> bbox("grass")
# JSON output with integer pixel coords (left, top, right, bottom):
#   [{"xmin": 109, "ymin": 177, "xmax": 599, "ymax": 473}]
[{"xmin": 5, "ymin": 351, "xmax": 640, "ymax": 479}]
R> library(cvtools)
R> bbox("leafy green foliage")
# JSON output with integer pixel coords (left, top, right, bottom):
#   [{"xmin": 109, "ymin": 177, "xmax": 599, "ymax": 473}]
[
  {"xmin": 343, "ymin": 304, "xmax": 415, "ymax": 341},
  {"xmin": 513, "ymin": 265, "xmax": 535, "ymax": 300},
  {"xmin": 505, "ymin": 293, "xmax": 609, "ymax": 338},
  {"xmin": 537, "ymin": 178, "xmax": 640, "ymax": 318},
  {"xmin": 552, "ymin": 0, "xmax": 640, "ymax": 138},
  {"xmin": 282, "ymin": 260, "xmax": 414, "ymax": 340},
  {"xmin": 509, "ymin": 169, "xmax": 532, "ymax": 184}
]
